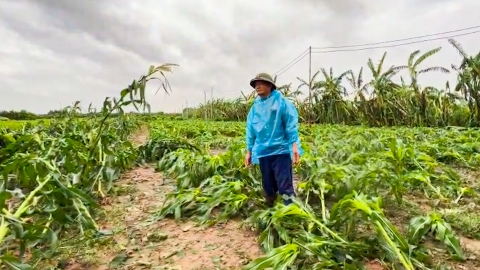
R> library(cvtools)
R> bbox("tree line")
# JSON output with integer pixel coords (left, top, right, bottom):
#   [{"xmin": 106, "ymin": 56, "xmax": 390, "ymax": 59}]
[{"xmin": 190, "ymin": 39, "xmax": 480, "ymax": 127}]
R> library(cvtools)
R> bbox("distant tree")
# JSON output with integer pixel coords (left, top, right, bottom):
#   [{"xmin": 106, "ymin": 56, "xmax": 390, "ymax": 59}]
[{"xmin": 0, "ymin": 110, "xmax": 38, "ymax": 120}]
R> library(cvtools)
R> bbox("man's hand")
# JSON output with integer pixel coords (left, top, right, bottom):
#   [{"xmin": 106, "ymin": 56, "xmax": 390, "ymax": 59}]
[
  {"xmin": 292, "ymin": 143, "xmax": 300, "ymax": 164},
  {"xmin": 245, "ymin": 151, "xmax": 252, "ymax": 167}
]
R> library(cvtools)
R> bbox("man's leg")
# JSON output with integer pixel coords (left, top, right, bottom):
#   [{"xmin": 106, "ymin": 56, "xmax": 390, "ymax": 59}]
[
  {"xmin": 258, "ymin": 156, "xmax": 278, "ymax": 207},
  {"xmin": 272, "ymin": 154, "xmax": 295, "ymax": 205}
]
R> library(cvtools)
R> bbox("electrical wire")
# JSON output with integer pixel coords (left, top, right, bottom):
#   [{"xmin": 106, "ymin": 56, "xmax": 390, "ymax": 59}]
[
  {"xmin": 211, "ymin": 26, "xmax": 480, "ymax": 100},
  {"xmin": 274, "ymin": 48, "xmax": 309, "ymax": 76},
  {"xmin": 276, "ymin": 52, "xmax": 309, "ymax": 76},
  {"xmin": 312, "ymin": 30, "xmax": 480, "ymax": 54},
  {"xmin": 274, "ymin": 28, "xmax": 480, "ymax": 77},
  {"xmin": 311, "ymin": 25, "xmax": 480, "ymax": 50}
]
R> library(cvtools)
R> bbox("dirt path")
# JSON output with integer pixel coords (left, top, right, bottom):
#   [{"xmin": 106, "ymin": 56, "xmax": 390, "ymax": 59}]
[
  {"xmin": 58, "ymin": 128, "xmax": 261, "ymax": 270},
  {"xmin": 129, "ymin": 125, "xmax": 150, "ymax": 146},
  {"xmin": 88, "ymin": 166, "xmax": 261, "ymax": 270}
]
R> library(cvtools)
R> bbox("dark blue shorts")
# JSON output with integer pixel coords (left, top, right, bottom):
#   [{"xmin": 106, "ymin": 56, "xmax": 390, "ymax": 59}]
[{"xmin": 258, "ymin": 153, "xmax": 295, "ymax": 205}]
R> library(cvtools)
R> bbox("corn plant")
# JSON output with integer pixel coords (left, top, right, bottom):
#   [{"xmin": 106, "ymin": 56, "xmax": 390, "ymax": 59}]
[
  {"xmin": 151, "ymin": 121, "xmax": 477, "ymax": 269},
  {"xmin": 0, "ymin": 64, "xmax": 176, "ymax": 268}
]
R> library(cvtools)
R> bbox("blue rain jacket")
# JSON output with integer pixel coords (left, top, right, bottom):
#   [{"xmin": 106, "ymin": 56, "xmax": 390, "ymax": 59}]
[{"xmin": 246, "ymin": 90, "xmax": 303, "ymax": 164}]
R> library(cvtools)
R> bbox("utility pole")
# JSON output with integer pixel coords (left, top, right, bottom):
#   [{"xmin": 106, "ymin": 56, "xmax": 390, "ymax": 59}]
[
  {"xmin": 186, "ymin": 101, "xmax": 189, "ymax": 118},
  {"xmin": 308, "ymin": 46, "xmax": 312, "ymax": 125},
  {"xmin": 210, "ymin": 87, "xmax": 213, "ymax": 120},
  {"xmin": 204, "ymin": 90, "xmax": 207, "ymax": 121}
]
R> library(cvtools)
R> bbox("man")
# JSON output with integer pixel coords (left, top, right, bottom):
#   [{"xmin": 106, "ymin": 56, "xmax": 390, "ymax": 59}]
[{"xmin": 244, "ymin": 72, "xmax": 302, "ymax": 207}]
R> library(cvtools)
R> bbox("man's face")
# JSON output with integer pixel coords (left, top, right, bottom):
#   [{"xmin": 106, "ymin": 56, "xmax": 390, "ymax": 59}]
[{"xmin": 254, "ymin": 80, "xmax": 272, "ymax": 97}]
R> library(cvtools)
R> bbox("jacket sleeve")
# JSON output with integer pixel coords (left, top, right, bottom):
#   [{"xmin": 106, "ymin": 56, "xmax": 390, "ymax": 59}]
[
  {"xmin": 246, "ymin": 107, "xmax": 256, "ymax": 152},
  {"xmin": 282, "ymin": 100, "xmax": 299, "ymax": 144}
]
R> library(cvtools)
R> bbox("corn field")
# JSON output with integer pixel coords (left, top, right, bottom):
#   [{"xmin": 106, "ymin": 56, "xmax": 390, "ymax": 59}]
[
  {"xmin": 3, "ymin": 116, "xmax": 480, "ymax": 269},
  {"xmin": 2, "ymin": 40, "xmax": 480, "ymax": 269},
  {"xmin": 149, "ymin": 120, "xmax": 480, "ymax": 269},
  {"xmin": 0, "ymin": 64, "xmax": 177, "ymax": 269},
  {"xmin": 191, "ymin": 39, "xmax": 480, "ymax": 127}
]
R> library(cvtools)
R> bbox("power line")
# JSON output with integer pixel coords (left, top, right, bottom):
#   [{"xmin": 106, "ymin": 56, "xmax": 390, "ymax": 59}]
[
  {"xmin": 311, "ymin": 30, "xmax": 480, "ymax": 54},
  {"xmin": 273, "ymin": 28, "xmax": 480, "ymax": 79},
  {"xmin": 311, "ymin": 25, "xmax": 480, "ymax": 50},
  {"xmin": 274, "ymin": 48, "xmax": 309, "ymax": 76},
  {"xmin": 231, "ymin": 26, "xmax": 480, "ymax": 103},
  {"xmin": 276, "ymin": 51, "xmax": 309, "ymax": 77}
]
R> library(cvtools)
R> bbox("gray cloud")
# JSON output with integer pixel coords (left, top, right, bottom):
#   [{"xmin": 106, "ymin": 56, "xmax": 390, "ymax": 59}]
[
  {"xmin": 0, "ymin": 0, "xmax": 479, "ymax": 113},
  {"xmin": 296, "ymin": 0, "xmax": 367, "ymax": 45}
]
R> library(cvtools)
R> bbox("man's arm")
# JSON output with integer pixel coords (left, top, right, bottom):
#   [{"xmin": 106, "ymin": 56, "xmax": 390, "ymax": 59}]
[
  {"xmin": 246, "ymin": 107, "xmax": 256, "ymax": 153},
  {"xmin": 282, "ymin": 100, "xmax": 299, "ymax": 145}
]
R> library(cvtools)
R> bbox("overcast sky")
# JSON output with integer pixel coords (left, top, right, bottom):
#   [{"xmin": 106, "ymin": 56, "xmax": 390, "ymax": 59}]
[{"xmin": 1, "ymin": 0, "xmax": 479, "ymax": 114}]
